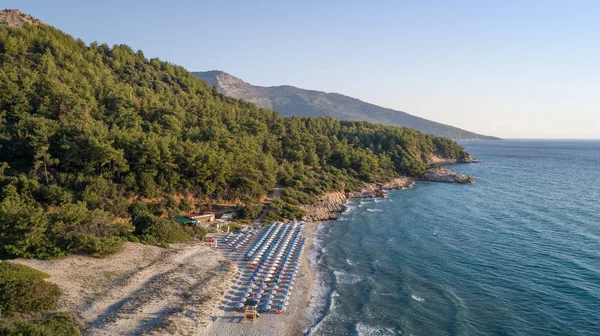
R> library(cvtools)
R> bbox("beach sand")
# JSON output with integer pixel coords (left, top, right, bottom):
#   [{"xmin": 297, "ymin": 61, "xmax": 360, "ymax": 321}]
[
  {"xmin": 13, "ymin": 242, "xmax": 237, "ymax": 336},
  {"xmin": 198, "ymin": 221, "xmax": 318, "ymax": 336},
  {"xmin": 10, "ymin": 222, "xmax": 320, "ymax": 336}
]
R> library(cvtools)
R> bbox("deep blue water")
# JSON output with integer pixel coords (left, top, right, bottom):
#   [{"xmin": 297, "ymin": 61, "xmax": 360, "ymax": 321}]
[{"xmin": 306, "ymin": 140, "xmax": 600, "ymax": 336}]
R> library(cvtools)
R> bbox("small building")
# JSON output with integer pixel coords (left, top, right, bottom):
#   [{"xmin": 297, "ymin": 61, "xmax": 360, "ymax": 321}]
[
  {"xmin": 174, "ymin": 216, "xmax": 197, "ymax": 225},
  {"xmin": 188, "ymin": 211, "xmax": 216, "ymax": 223}
]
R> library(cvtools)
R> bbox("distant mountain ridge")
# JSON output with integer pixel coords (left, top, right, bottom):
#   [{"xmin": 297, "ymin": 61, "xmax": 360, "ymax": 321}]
[{"xmin": 193, "ymin": 70, "xmax": 498, "ymax": 140}]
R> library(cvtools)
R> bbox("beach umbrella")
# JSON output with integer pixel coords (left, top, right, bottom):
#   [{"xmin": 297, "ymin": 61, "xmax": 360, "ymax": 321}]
[
  {"xmin": 234, "ymin": 302, "xmax": 244, "ymax": 309},
  {"xmin": 265, "ymin": 293, "xmax": 275, "ymax": 299},
  {"xmin": 257, "ymin": 289, "xmax": 265, "ymax": 294},
  {"xmin": 241, "ymin": 292, "xmax": 250, "ymax": 298},
  {"xmin": 263, "ymin": 299, "xmax": 273, "ymax": 305},
  {"xmin": 243, "ymin": 287, "xmax": 253, "ymax": 293},
  {"xmin": 253, "ymin": 293, "xmax": 262, "ymax": 300},
  {"xmin": 281, "ymin": 301, "xmax": 289, "ymax": 306},
  {"xmin": 281, "ymin": 295, "xmax": 289, "ymax": 301},
  {"xmin": 281, "ymin": 290, "xmax": 290, "ymax": 296},
  {"xmin": 268, "ymin": 290, "xmax": 277, "ymax": 295},
  {"xmin": 263, "ymin": 305, "xmax": 271, "ymax": 311}
]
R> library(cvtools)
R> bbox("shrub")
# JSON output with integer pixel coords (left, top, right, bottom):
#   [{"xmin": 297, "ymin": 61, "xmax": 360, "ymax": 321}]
[
  {"xmin": 133, "ymin": 214, "xmax": 191, "ymax": 246},
  {"xmin": 235, "ymin": 202, "xmax": 263, "ymax": 220},
  {"xmin": 0, "ymin": 313, "xmax": 82, "ymax": 336},
  {"xmin": 179, "ymin": 198, "xmax": 192, "ymax": 212},
  {"xmin": 72, "ymin": 235, "xmax": 127, "ymax": 258},
  {"xmin": 0, "ymin": 263, "xmax": 60, "ymax": 315}
]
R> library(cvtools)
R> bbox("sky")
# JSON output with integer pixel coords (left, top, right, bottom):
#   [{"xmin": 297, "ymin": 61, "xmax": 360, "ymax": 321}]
[{"xmin": 6, "ymin": 0, "xmax": 600, "ymax": 139}]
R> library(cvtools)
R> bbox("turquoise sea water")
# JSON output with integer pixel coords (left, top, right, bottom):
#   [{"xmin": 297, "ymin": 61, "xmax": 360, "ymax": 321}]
[{"xmin": 306, "ymin": 140, "xmax": 600, "ymax": 336}]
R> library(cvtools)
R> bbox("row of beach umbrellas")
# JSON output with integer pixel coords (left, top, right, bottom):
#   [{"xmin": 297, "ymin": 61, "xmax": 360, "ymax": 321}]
[{"xmin": 236, "ymin": 221, "xmax": 307, "ymax": 313}]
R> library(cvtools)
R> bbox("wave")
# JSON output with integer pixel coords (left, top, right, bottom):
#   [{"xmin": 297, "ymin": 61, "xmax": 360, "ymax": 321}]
[
  {"xmin": 355, "ymin": 322, "xmax": 401, "ymax": 336},
  {"xmin": 334, "ymin": 270, "xmax": 364, "ymax": 285},
  {"xmin": 411, "ymin": 294, "xmax": 425, "ymax": 302},
  {"xmin": 367, "ymin": 208, "xmax": 384, "ymax": 212}
]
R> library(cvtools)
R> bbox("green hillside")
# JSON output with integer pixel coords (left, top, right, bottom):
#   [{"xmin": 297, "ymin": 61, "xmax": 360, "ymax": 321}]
[{"xmin": 0, "ymin": 23, "xmax": 470, "ymax": 259}]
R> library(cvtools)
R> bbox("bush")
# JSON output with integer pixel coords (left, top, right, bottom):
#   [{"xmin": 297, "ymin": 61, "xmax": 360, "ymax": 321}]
[
  {"xmin": 0, "ymin": 263, "xmax": 60, "ymax": 315},
  {"xmin": 235, "ymin": 202, "xmax": 263, "ymax": 220},
  {"xmin": 72, "ymin": 235, "xmax": 127, "ymax": 258},
  {"xmin": 133, "ymin": 214, "xmax": 191, "ymax": 246},
  {"xmin": 263, "ymin": 198, "xmax": 305, "ymax": 223},
  {"xmin": 179, "ymin": 198, "xmax": 192, "ymax": 212},
  {"xmin": 0, "ymin": 313, "xmax": 82, "ymax": 336}
]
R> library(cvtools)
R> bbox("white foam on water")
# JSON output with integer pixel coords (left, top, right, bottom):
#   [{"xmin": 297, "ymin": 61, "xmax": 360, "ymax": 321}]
[
  {"xmin": 367, "ymin": 208, "xmax": 384, "ymax": 212},
  {"xmin": 411, "ymin": 294, "xmax": 425, "ymax": 302},
  {"xmin": 305, "ymin": 222, "xmax": 334, "ymax": 335},
  {"xmin": 346, "ymin": 259, "xmax": 356, "ymax": 266},
  {"xmin": 356, "ymin": 322, "xmax": 402, "ymax": 336},
  {"xmin": 334, "ymin": 270, "xmax": 364, "ymax": 285}
]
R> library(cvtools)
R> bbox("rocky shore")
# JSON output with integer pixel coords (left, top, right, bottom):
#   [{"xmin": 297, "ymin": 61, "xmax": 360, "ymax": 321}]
[
  {"xmin": 420, "ymin": 166, "xmax": 476, "ymax": 184},
  {"xmin": 299, "ymin": 177, "xmax": 416, "ymax": 222},
  {"xmin": 299, "ymin": 168, "xmax": 474, "ymax": 222},
  {"xmin": 428, "ymin": 153, "xmax": 479, "ymax": 164}
]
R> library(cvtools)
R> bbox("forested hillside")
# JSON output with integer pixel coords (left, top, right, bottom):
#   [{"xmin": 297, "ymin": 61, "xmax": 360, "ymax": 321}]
[{"xmin": 0, "ymin": 24, "xmax": 470, "ymax": 259}]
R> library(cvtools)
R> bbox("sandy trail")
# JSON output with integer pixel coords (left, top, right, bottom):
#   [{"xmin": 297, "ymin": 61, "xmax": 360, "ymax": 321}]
[
  {"xmin": 14, "ymin": 242, "xmax": 237, "ymax": 336},
  {"xmin": 198, "ymin": 222, "xmax": 317, "ymax": 336}
]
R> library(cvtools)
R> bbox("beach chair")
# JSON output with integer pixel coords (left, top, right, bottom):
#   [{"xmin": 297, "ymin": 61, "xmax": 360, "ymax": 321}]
[{"xmin": 243, "ymin": 307, "xmax": 259, "ymax": 321}]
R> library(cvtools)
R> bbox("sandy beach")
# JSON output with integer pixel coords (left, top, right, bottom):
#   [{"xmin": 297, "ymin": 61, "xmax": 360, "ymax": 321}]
[
  {"xmin": 9, "ymin": 222, "xmax": 320, "ymax": 336},
  {"xmin": 198, "ymin": 221, "xmax": 318, "ymax": 336},
  {"xmin": 13, "ymin": 242, "xmax": 237, "ymax": 335}
]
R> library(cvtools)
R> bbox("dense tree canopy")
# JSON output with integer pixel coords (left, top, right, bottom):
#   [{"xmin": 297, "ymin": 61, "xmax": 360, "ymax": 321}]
[{"xmin": 0, "ymin": 24, "xmax": 469, "ymax": 259}]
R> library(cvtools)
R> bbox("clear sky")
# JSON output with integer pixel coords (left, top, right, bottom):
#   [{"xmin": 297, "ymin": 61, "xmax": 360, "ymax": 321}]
[{"xmin": 6, "ymin": 0, "xmax": 600, "ymax": 138}]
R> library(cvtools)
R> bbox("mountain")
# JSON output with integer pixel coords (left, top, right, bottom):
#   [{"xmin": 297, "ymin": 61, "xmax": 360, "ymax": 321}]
[
  {"xmin": 193, "ymin": 70, "xmax": 498, "ymax": 140},
  {"xmin": 0, "ymin": 9, "xmax": 46, "ymax": 27}
]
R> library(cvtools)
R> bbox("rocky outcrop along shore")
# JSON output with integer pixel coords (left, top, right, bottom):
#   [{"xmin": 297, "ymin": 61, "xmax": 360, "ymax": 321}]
[
  {"xmin": 420, "ymin": 166, "xmax": 476, "ymax": 184},
  {"xmin": 300, "ymin": 192, "xmax": 348, "ymax": 222}
]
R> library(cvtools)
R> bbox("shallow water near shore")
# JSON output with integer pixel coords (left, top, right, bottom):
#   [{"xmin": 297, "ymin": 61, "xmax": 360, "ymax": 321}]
[{"xmin": 306, "ymin": 140, "xmax": 600, "ymax": 336}]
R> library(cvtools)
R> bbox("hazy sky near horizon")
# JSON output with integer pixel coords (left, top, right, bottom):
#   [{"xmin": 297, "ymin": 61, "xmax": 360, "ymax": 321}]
[{"xmin": 6, "ymin": 0, "xmax": 600, "ymax": 138}]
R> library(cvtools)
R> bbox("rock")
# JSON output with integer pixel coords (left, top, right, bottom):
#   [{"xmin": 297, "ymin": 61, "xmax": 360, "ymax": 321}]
[
  {"xmin": 299, "ymin": 191, "xmax": 347, "ymax": 221},
  {"xmin": 379, "ymin": 177, "xmax": 415, "ymax": 190},
  {"xmin": 420, "ymin": 166, "xmax": 475, "ymax": 184},
  {"xmin": 428, "ymin": 154, "xmax": 478, "ymax": 164}
]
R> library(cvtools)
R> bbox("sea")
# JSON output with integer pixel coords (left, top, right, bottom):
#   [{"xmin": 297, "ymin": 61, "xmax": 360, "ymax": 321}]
[{"xmin": 305, "ymin": 140, "xmax": 600, "ymax": 336}]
